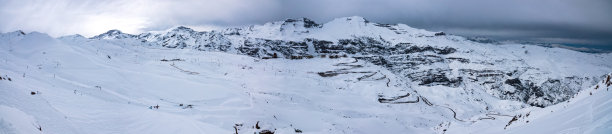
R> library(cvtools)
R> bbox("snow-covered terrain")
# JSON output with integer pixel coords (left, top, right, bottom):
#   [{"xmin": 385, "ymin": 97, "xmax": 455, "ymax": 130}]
[{"xmin": 0, "ymin": 16, "xmax": 611, "ymax": 134}]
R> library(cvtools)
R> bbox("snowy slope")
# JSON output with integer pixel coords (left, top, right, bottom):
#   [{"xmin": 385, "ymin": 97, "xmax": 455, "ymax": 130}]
[
  {"xmin": 0, "ymin": 16, "xmax": 611, "ymax": 134},
  {"xmin": 445, "ymin": 74, "xmax": 612, "ymax": 134}
]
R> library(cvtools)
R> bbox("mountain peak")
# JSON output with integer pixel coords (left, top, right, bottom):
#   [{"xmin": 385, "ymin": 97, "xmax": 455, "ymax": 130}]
[
  {"xmin": 279, "ymin": 18, "xmax": 322, "ymax": 33},
  {"xmin": 5, "ymin": 30, "xmax": 26, "ymax": 36},
  {"xmin": 322, "ymin": 16, "xmax": 371, "ymax": 30},
  {"xmin": 91, "ymin": 29, "xmax": 135, "ymax": 39},
  {"xmin": 170, "ymin": 26, "xmax": 195, "ymax": 32},
  {"xmin": 104, "ymin": 29, "xmax": 123, "ymax": 34},
  {"xmin": 282, "ymin": 18, "xmax": 321, "ymax": 28},
  {"xmin": 58, "ymin": 34, "xmax": 86, "ymax": 40},
  {"xmin": 338, "ymin": 16, "xmax": 369, "ymax": 23},
  {"xmin": 14, "ymin": 30, "xmax": 26, "ymax": 35}
]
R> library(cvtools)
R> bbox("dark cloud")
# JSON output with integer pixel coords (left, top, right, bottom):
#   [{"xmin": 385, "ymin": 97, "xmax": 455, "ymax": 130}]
[
  {"xmin": 1, "ymin": 0, "xmax": 610, "ymax": 48},
  {"xmin": 278, "ymin": 0, "xmax": 612, "ymax": 46}
]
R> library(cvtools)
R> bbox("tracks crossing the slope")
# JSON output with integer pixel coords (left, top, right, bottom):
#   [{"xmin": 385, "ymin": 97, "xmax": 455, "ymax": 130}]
[
  {"xmin": 170, "ymin": 63, "xmax": 200, "ymax": 75},
  {"xmin": 318, "ymin": 58, "xmax": 515, "ymax": 125},
  {"xmin": 317, "ymin": 58, "xmax": 391, "ymax": 85},
  {"xmin": 317, "ymin": 58, "xmax": 373, "ymax": 77},
  {"xmin": 385, "ymin": 94, "xmax": 516, "ymax": 123}
]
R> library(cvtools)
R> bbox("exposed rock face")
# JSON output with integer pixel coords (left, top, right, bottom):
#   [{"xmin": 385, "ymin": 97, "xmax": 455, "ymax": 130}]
[
  {"xmin": 87, "ymin": 17, "xmax": 604, "ymax": 107},
  {"xmin": 281, "ymin": 18, "xmax": 321, "ymax": 31}
]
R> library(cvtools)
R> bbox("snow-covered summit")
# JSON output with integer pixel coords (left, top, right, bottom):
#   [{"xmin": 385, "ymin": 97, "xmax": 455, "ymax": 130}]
[
  {"xmin": 91, "ymin": 29, "xmax": 136, "ymax": 40},
  {"xmin": 279, "ymin": 18, "xmax": 321, "ymax": 35},
  {"xmin": 7, "ymin": 30, "xmax": 26, "ymax": 36}
]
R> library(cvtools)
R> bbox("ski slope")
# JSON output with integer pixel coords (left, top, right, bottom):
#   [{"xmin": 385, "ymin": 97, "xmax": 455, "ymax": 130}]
[{"xmin": 0, "ymin": 18, "xmax": 611, "ymax": 134}]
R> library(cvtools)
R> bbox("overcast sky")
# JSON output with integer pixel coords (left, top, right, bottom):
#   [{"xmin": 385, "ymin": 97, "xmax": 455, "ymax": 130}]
[{"xmin": 1, "ymin": 0, "xmax": 611, "ymax": 47}]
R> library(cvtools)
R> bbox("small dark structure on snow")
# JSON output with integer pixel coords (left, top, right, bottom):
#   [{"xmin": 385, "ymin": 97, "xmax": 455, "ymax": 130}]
[{"xmin": 435, "ymin": 32, "xmax": 446, "ymax": 36}]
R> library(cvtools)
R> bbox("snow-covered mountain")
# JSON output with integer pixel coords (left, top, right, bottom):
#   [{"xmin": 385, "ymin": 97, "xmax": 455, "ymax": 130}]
[
  {"xmin": 89, "ymin": 16, "xmax": 610, "ymax": 107},
  {"xmin": 0, "ymin": 16, "xmax": 611, "ymax": 134}
]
